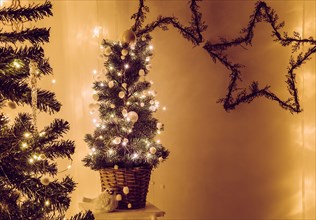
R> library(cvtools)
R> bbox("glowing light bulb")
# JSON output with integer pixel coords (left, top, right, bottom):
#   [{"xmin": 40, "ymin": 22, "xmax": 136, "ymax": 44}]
[
  {"xmin": 132, "ymin": 153, "xmax": 139, "ymax": 160},
  {"xmin": 24, "ymin": 132, "xmax": 30, "ymax": 138},
  {"xmin": 39, "ymin": 132, "xmax": 45, "ymax": 137},
  {"xmin": 109, "ymin": 66, "xmax": 114, "ymax": 70},
  {"xmin": 67, "ymin": 165, "xmax": 72, "ymax": 169},
  {"xmin": 21, "ymin": 143, "xmax": 28, "ymax": 148},
  {"xmin": 145, "ymin": 57, "xmax": 150, "ymax": 62},
  {"xmin": 0, "ymin": 0, "xmax": 7, "ymax": 7},
  {"xmin": 100, "ymin": 83, "xmax": 104, "ymax": 87},
  {"xmin": 156, "ymin": 139, "xmax": 161, "ymax": 143},
  {"xmin": 51, "ymin": 79, "xmax": 56, "ymax": 84},
  {"xmin": 108, "ymin": 149, "xmax": 114, "ymax": 155},
  {"xmin": 29, "ymin": 158, "xmax": 34, "ymax": 163},
  {"xmin": 92, "ymin": 147, "xmax": 96, "ymax": 152},
  {"xmin": 149, "ymin": 45, "xmax": 154, "ymax": 50},
  {"xmin": 124, "ymin": 64, "xmax": 129, "ymax": 69},
  {"xmin": 45, "ymin": 200, "xmax": 50, "ymax": 206},
  {"xmin": 92, "ymin": 69, "xmax": 97, "ymax": 75},
  {"xmin": 13, "ymin": 60, "xmax": 21, "ymax": 68},
  {"xmin": 162, "ymin": 106, "xmax": 167, "ymax": 111},
  {"xmin": 92, "ymin": 26, "xmax": 101, "ymax": 38}
]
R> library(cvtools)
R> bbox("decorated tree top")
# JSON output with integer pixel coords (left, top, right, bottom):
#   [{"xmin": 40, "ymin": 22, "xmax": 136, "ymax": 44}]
[{"xmin": 83, "ymin": 30, "xmax": 169, "ymax": 170}]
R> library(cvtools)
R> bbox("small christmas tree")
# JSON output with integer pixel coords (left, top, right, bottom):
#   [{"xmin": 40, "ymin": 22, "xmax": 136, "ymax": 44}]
[
  {"xmin": 0, "ymin": 1, "xmax": 93, "ymax": 219},
  {"xmin": 83, "ymin": 30, "xmax": 169, "ymax": 208}
]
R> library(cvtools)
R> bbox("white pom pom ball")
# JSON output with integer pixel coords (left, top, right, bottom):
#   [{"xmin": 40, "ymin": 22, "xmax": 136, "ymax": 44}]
[
  {"xmin": 112, "ymin": 137, "xmax": 121, "ymax": 145},
  {"xmin": 149, "ymin": 147, "xmax": 157, "ymax": 154},
  {"xmin": 127, "ymin": 111, "xmax": 138, "ymax": 123},
  {"xmin": 92, "ymin": 94, "xmax": 99, "ymax": 101},
  {"xmin": 104, "ymin": 46, "xmax": 112, "ymax": 56},
  {"xmin": 119, "ymin": 91, "xmax": 125, "ymax": 99},
  {"xmin": 123, "ymin": 186, "xmax": 129, "ymax": 195},
  {"xmin": 121, "ymin": 30, "xmax": 136, "ymax": 45},
  {"xmin": 108, "ymin": 81, "xmax": 114, "ymax": 88},
  {"xmin": 116, "ymin": 194, "xmax": 122, "ymax": 201}
]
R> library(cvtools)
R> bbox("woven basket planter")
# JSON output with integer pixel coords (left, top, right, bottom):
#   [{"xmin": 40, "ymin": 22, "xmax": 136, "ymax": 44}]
[{"xmin": 99, "ymin": 167, "xmax": 152, "ymax": 209}]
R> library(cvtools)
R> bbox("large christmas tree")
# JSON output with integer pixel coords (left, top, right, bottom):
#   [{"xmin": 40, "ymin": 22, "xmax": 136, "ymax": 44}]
[
  {"xmin": 0, "ymin": 1, "xmax": 92, "ymax": 219},
  {"xmin": 83, "ymin": 31, "xmax": 169, "ymax": 170}
]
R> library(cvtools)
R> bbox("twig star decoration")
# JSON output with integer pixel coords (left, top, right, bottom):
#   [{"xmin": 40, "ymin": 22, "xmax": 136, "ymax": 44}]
[
  {"xmin": 203, "ymin": 1, "xmax": 316, "ymax": 113},
  {"xmin": 130, "ymin": 0, "xmax": 316, "ymax": 113}
]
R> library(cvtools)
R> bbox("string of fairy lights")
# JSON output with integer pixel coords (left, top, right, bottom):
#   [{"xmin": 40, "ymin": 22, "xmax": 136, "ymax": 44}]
[{"xmin": 88, "ymin": 26, "xmax": 167, "ymax": 164}]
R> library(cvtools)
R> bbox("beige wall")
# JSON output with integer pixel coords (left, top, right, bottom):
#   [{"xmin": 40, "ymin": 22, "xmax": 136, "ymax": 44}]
[{"xmin": 11, "ymin": 0, "xmax": 315, "ymax": 219}]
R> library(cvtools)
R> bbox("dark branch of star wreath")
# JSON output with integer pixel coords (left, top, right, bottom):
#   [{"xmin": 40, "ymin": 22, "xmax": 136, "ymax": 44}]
[{"xmin": 131, "ymin": 0, "xmax": 316, "ymax": 113}]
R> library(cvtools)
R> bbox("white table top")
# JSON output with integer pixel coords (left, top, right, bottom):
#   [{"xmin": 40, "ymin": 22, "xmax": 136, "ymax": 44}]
[{"xmin": 79, "ymin": 202, "xmax": 165, "ymax": 220}]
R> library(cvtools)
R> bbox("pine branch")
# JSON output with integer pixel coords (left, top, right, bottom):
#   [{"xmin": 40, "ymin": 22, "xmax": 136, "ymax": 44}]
[
  {"xmin": 131, "ymin": 0, "xmax": 147, "ymax": 32},
  {"xmin": 135, "ymin": 0, "xmax": 205, "ymax": 45},
  {"xmin": 0, "ymin": 28, "xmax": 50, "ymax": 44},
  {"xmin": 0, "ymin": 1, "xmax": 52, "ymax": 22},
  {"xmin": 70, "ymin": 211, "xmax": 95, "ymax": 220}
]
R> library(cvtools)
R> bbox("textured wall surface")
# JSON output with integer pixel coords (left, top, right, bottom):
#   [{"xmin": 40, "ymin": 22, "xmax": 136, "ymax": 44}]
[{"xmin": 30, "ymin": 1, "xmax": 315, "ymax": 219}]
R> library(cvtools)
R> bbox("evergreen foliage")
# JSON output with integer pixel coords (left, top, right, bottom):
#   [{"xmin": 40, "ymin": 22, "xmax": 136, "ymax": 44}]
[
  {"xmin": 83, "ymin": 35, "xmax": 169, "ymax": 170},
  {"xmin": 0, "ymin": 1, "xmax": 93, "ymax": 219}
]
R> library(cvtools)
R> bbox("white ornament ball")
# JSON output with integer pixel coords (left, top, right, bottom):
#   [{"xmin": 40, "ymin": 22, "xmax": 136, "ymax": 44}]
[
  {"xmin": 140, "ymin": 102, "xmax": 145, "ymax": 107},
  {"xmin": 121, "ymin": 30, "xmax": 136, "ymax": 45},
  {"xmin": 119, "ymin": 91, "xmax": 125, "ymax": 99},
  {"xmin": 7, "ymin": 101, "xmax": 17, "ymax": 109},
  {"xmin": 121, "ymin": 49, "xmax": 129, "ymax": 56},
  {"xmin": 108, "ymin": 80, "xmax": 114, "ymax": 88},
  {"xmin": 122, "ymin": 109, "xmax": 128, "ymax": 117},
  {"xmin": 104, "ymin": 46, "xmax": 112, "ymax": 56},
  {"xmin": 121, "ymin": 55, "xmax": 125, "ymax": 60},
  {"xmin": 41, "ymin": 177, "xmax": 50, "ymax": 186},
  {"xmin": 92, "ymin": 94, "xmax": 99, "ymax": 101},
  {"xmin": 88, "ymin": 103, "xmax": 95, "ymax": 110},
  {"xmin": 157, "ymin": 123, "xmax": 163, "ymax": 129},
  {"xmin": 110, "ymin": 104, "xmax": 115, "ymax": 109},
  {"xmin": 149, "ymin": 147, "xmax": 157, "ymax": 154},
  {"xmin": 128, "ymin": 203, "xmax": 132, "ymax": 209},
  {"xmin": 158, "ymin": 157, "xmax": 163, "ymax": 162},
  {"xmin": 127, "ymin": 111, "xmax": 138, "ymax": 123},
  {"xmin": 114, "ymin": 165, "xmax": 119, "ymax": 169},
  {"xmin": 123, "ymin": 186, "xmax": 129, "ymax": 195},
  {"xmin": 95, "ymin": 103, "xmax": 100, "ymax": 109},
  {"xmin": 116, "ymin": 194, "xmax": 122, "ymax": 201},
  {"xmin": 146, "ymin": 64, "xmax": 151, "ymax": 70},
  {"xmin": 139, "ymin": 69, "xmax": 145, "ymax": 76},
  {"xmin": 113, "ymin": 137, "xmax": 122, "ymax": 145},
  {"xmin": 149, "ymin": 106, "xmax": 156, "ymax": 111},
  {"xmin": 122, "ymin": 138, "xmax": 129, "ymax": 145},
  {"xmin": 139, "ymin": 76, "xmax": 145, "ymax": 82}
]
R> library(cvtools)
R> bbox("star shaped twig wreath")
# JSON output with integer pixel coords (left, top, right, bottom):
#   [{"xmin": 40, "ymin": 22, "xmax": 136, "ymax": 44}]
[
  {"xmin": 130, "ymin": 0, "xmax": 315, "ymax": 113},
  {"xmin": 203, "ymin": 1, "xmax": 316, "ymax": 113}
]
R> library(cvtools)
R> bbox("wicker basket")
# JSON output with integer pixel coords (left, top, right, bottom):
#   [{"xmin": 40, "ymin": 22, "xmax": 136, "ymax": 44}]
[{"xmin": 99, "ymin": 167, "xmax": 151, "ymax": 209}]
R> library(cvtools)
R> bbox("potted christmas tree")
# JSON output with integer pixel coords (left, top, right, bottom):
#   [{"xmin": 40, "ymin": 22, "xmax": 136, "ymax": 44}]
[{"xmin": 83, "ymin": 30, "xmax": 169, "ymax": 209}]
